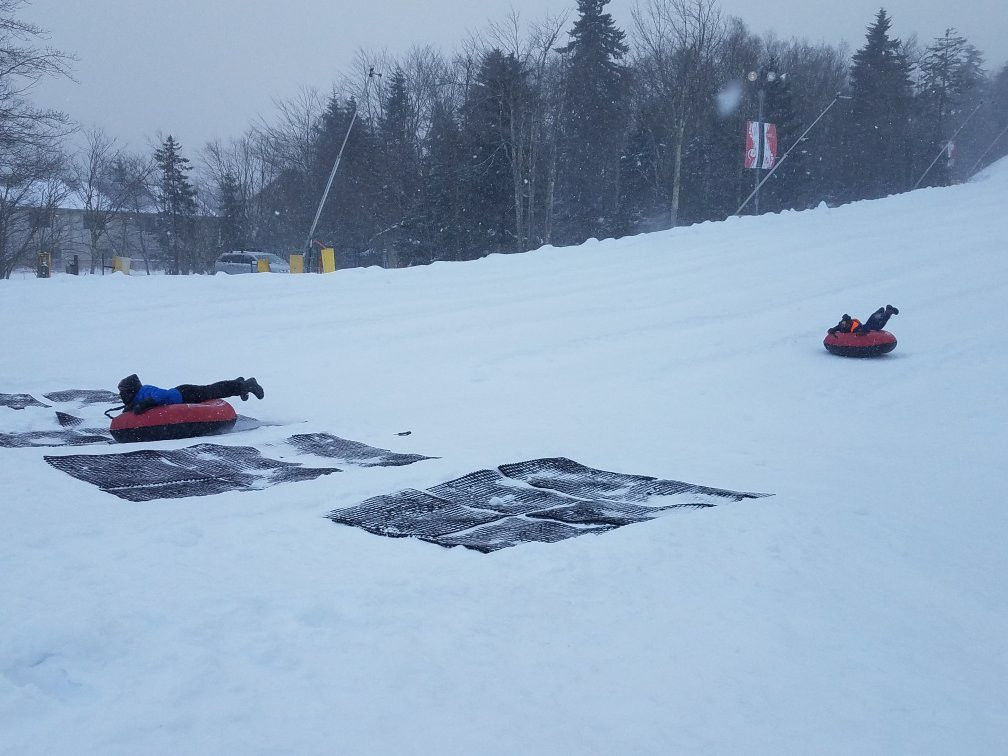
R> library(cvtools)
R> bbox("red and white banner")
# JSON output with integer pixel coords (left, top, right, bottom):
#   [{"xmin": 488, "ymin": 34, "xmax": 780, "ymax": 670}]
[
  {"xmin": 762, "ymin": 122, "xmax": 778, "ymax": 169},
  {"xmin": 744, "ymin": 121, "xmax": 760, "ymax": 168},
  {"xmin": 744, "ymin": 121, "xmax": 778, "ymax": 169}
]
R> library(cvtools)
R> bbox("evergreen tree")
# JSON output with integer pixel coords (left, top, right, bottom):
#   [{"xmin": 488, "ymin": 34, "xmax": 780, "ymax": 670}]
[
  {"xmin": 678, "ymin": 95, "xmax": 739, "ymax": 224},
  {"xmin": 921, "ymin": 30, "xmax": 969, "ymax": 139},
  {"xmin": 556, "ymin": 0, "xmax": 630, "ymax": 244},
  {"xmin": 420, "ymin": 101, "xmax": 466, "ymax": 261},
  {"xmin": 793, "ymin": 48, "xmax": 852, "ymax": 208},
  {"xmin": 376, "ymin": 68, "xmax": 421, "ymax": 264},
  {"xmin": 459, "ymin": 49, "xmax": 527, "ymax": 256},
  {"xmin": 916, "ymin": 30, "xmax": 985, "ymax": 184},
  {"xmin": 217, "ymin": 171, "xmax": 246, "ymax": 252},
  {"xmin": 153, "ymin": 135, "xmax": 198, "ymax": 274},
  {"xmin": 618, "ymin": 95, "xmax": 675, "ymax": 234},
  {"xmin": 843, "ymin": 9, "xmax": 914, "ymax": 201}
]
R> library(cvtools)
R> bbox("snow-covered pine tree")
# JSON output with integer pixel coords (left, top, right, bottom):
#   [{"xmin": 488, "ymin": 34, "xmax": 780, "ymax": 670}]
[
  {"xmin": 915, "ymin": 29, "xmax": 985, "ymax": 185},
  {"xmin": 153, "ymin": 135, "xmax": 198, "ymax": 274},
  {"xmin": 842, "ymin": 9, "xmax": 914, "ymax": 201},
  {"xmin": 376, "ymin": 67, "xmax": 421, "ymax": 265},
  {"xmin": 217, "ymin": 172, "xmax": 246, "ymax": 253},
  {"xmin": 556, "ymin": 0, "xmax": 630, "ymax": 244},
  {"xmin": 460, "ymin": 49, "xmax": 528, "ymax": 256}
]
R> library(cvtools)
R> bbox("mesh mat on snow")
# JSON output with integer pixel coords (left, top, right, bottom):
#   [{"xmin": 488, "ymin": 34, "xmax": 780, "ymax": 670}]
[
  {"xmin": 45, "ymin": 443, "xmax": 340, "ymax": 501},
  {"xmin": 284, "ymin": 433, "xmax": 436, "ymax": 467},
  {"xmin": 328, "ymin": 457, "xmax": 770, "ymax": 552},
  {"xmin": 1, "ymin": 429, "xmax": 111, "ymax": 448},
  {"xmin": 0, "ymin": 393, "xmax": 49, "ymax": 410},
  {"xmin": 43, "ymin": 389, "xmax": 120, "ymax": 404},
  {"xmin": 0, "ymin": 388, "xmax": 119, "ymax": 446},
  {"xmin": 56, "ymin": 411, "xmax": 85, "ymax": 428},
  {"xmin": 499, "ymin": 457, "xmax": 758, "ymax": 504},
  {"xmin": 329, "ymin": 489, "xmax": 504, "ymax": 539},
  {"xmin": 0, "ymin": 404, "xmax": 112, "ymax": 447},
  {"xmin": 429, "ymin": 517, "xmax": 616, "ymax": 551}
]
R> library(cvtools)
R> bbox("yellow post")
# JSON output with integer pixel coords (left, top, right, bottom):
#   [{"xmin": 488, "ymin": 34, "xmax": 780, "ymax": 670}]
[
  {"xmin": 289, "ymin": 254, "xmax": 304, "ymax": 274},
  {"xmin": 112, "ymin": 256, "xmax": 131, "ymax": 274},
  {"xmin": 257, "ymin": 257, "xmax": 270, "ymax": 272},
  {"xmin": 321, "ymin": 247, "xmax": 336, "ymax": 273}
]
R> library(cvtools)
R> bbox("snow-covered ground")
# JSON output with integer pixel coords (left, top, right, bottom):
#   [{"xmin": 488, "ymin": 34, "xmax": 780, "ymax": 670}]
[{"xmin": 2, "ymin": 161, "xmax": 1007, "ymax": 755}]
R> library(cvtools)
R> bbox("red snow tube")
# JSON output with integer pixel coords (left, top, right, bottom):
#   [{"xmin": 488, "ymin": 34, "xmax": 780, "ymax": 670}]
[
  {"xmin": 109, "ymin": 399, "xmax": 237, "ymax": 443},
  {"xmin": 823, "ymin": 329, "xmax": 897, "ymax": 358}
]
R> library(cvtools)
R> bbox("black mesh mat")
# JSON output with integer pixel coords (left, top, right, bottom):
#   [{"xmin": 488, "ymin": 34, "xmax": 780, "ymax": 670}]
[
  {"xmin": 329, "ymin": 489, "xmax": 504, "ymax": 538},
  {"xmin": 285, "ymin": 433, "xmax": 435, "ymax": 467},
  {"xmin": 56, "ymin": 411, "xmax": 85, "ymax": 428},
  {"xmin": 43, "ymin": 389, "xmax": 120, "ymax": 404},
  {"xmin": 328, "ymin": 457, "xmax": 770, "ymax": 552},
  {"xmin": 1, "ymin": 389, "xmax": 120, "ymax": 446},
  {"xmin": 428, "ymin": 468, "xmax": 595, "ymax": 515},
  {"xmin": 424, "ymin": 517, "xmax": 616, "ymax": 553},
  {"xmin": 499, "ymin": 457, "xmax": 759, "ymax": 505},
  {"xmin": 45, "ymin": 443, "xmax": 340, "ymax": 501},
  {"xmin": 0, "ymin": 393, "xmax": 49, "ymax": 410},
  {"xmin": 526, "ymin": 500, "xmax": 683, "ymax": 526},
  {"xmin": 1, "ymin": 429, "xmax": 111, "ymax": 448}
]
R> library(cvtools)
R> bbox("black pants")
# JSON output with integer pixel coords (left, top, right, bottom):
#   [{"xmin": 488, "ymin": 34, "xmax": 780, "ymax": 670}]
[
  {"xmin": 176, "ymin": 379, "xmax": 244, "ymax": 404},
  {"xmin": 856, "ymin": 308, "xmax": 892, "ymax": 333}
]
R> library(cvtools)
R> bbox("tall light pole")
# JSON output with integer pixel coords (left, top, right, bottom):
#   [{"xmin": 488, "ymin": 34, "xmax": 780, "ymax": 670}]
[
  {"xmin": 734, "ymin": 92, "xmax": 851, "ymax": 217},
  {"xmin": 746, "ymin": 68, "xmax": 778, "ymax": 215},
  {"xmin": 303, "ymin": 67, "xmax": 380, "ymax": 272},
  {"xmin": 303, "ymin": 96, "xmax": 359, "ymax": 271}
]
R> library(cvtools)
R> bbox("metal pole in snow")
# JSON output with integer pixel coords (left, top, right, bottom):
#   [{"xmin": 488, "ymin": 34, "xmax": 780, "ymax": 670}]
[
  {"xmin": 966, "ymin": 120, "xmax": 1008, "ymax": 179},
  {"xmin": 755, "ymin": 87, "xmax": 764, "ymax": 215},
  {"xmin": 913, "ymin": 100, "xmax": 985, "ymax": 189},
  {"xmin": 303, "ymin": 105, "xmax": 358, "ymax": 271},
  {"xmin": 302, "ymin": 68, "xmax": 379, "ymax": 271},
  {"xmin": 734, "ymin": 93, "xmax": 850, "ymax": 218}
]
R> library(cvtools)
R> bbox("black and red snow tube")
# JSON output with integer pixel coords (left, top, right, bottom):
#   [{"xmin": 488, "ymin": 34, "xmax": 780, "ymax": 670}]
[
  {"xmin": 109, "ymin": 399, "xmax": 237, "ymax": 443},
  {"xmin": 823, "ymin": 329, "xmax": 897, "ymax": 358}
]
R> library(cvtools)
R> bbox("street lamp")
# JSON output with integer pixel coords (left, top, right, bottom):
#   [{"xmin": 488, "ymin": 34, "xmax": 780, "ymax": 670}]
[
  {"xmin": 746, "ymin": 68, "xmax": 779, "ymax": 215},
  {"xmin": 734, "ymin": 92, "xmax": 852, "ymax": 218}
]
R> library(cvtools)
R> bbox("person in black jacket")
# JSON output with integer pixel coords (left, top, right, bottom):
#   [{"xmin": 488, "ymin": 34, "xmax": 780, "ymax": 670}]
[
  {"xmin": 117, "ymin": 374, "xmax": 264, "ymax": 414},
  {"xmin": 828, "ymin": 305, "xmax": 898, "ymax": 335}
]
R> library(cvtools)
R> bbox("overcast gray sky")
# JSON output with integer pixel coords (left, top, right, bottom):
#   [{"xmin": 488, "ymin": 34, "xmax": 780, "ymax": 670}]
[{"xmin": 26, "ymin": 0, "xmax": 1008, "ymax": 153}]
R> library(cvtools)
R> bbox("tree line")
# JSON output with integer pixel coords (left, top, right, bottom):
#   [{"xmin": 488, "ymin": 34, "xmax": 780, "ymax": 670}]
[{"xmin": 1, "ymin": 0, "xmax": 1007, "ymax": 278}]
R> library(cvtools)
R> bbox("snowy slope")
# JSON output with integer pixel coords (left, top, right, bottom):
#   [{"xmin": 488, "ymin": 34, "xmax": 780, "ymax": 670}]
[{"xmin": 2, "ymin": 161, "xmax": 1007, "ymax": 755}]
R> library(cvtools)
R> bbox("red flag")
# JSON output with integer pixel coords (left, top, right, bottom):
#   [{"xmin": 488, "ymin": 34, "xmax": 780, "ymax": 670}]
[
  {"xmin": 762, "ymin": 123, "xmax": 778, "ymax": 169},
  {"xmin": 744, "ymin": 122, "xmax": 778, "ymax": 169},
  {"xmin": 744, "ymin": 121, "xmax": 760, "ymax": 168}
]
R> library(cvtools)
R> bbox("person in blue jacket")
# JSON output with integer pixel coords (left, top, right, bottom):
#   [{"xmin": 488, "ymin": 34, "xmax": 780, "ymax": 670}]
[
  {"xmin": 117, "ymin": 374, "xmax": 264, "ymax": 414},
  {"xmin": 828, "ymin": 305, "xmax": 898, "ymax": 335}
]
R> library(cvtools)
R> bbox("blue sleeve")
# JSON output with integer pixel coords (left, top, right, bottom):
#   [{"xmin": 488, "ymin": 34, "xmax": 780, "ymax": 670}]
[{"xmin": 136, "ymin": 385, "xmax": 184, "ymax": 406}]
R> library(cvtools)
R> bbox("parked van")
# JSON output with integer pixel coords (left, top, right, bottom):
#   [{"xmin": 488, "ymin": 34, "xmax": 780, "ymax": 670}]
[{"xmin": 214, "ymin": 251, "xmax": 290, "ymax": 274}]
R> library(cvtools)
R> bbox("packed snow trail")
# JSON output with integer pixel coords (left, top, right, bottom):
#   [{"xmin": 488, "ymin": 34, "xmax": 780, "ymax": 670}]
[{"xmin": 1, "ymin": 161, "xmax": 1006, "ymax": 754}]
